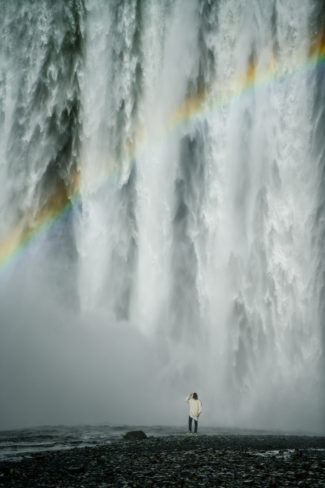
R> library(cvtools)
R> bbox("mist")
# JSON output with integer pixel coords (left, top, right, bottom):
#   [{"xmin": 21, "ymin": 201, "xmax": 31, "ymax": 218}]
[{"xmin": 0, "ymin": 0, "xmax": 324, "ymax": 434}]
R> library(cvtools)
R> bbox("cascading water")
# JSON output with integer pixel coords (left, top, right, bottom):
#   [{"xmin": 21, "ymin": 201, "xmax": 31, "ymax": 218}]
[{"xmin": 0, "ymin": 0, "xmax": 324, "ymax": 432}]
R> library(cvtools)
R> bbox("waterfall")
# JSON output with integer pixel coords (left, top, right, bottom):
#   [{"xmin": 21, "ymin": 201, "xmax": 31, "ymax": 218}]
[{"xmin": 0, "ymin": 0, "xmax": 324, "ymax": 432}]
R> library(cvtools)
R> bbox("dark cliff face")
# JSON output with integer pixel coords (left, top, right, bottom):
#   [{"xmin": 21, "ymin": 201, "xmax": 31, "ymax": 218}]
[{"xmin": 0, "ymin": 1, "xmax": 84, "ymax": 226}]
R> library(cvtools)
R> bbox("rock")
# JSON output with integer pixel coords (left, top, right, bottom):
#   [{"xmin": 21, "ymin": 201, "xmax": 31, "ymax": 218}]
[
  {"xmin": 123, "ymin": 430, "xmax": 147, "ymax": 441},
  {"xmin": 65, "ymin": 465, "xmax": 85, "ymax": 473},
  {"xmin": 0, "ymin": 433, "xmax": 324, "ymax": 487}
]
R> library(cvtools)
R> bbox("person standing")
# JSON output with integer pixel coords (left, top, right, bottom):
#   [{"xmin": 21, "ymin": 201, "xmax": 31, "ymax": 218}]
[{"xmin": 185, "ymin": 392, "xmax": 202, "ymax": 434}]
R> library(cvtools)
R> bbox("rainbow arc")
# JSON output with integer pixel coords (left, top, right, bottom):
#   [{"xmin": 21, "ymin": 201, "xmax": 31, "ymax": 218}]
[{"xmin": 1, "ymin": 36, "xmax": 324, "ymax": 273}]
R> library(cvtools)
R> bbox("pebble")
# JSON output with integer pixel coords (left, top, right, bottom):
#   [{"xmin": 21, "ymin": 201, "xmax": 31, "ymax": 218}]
[{"xmin": 0, "ymin": 434, "xmax": 324, "ymax": 487}]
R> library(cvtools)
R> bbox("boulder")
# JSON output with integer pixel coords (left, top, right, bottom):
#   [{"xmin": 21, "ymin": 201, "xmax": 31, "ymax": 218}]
[{"xmin": 123, "ymin": 430, "xmax": 147, "ymax": 441}]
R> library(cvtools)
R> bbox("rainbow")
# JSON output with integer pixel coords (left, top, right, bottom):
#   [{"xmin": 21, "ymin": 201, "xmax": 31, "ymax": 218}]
[
  {"xmin": 1, "ymin": 35, "xmax": 324, "ymax": 274},
  {"xmin": 168, "ymin": 36, "xmax": 325, "ymax": 131},
  {"xmin": 0, "ymin": 173, "xmax": 81, "ymax": 273}
]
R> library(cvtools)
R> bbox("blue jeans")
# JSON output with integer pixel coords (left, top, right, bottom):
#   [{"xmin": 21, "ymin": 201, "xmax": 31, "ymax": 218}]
[{"xmin": 189, "ymin": 416, "xmax": 198, "ymax": 433}]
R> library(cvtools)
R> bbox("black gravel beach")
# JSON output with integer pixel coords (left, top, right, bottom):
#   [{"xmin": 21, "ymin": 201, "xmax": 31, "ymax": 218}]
[{"xmin": 0, "ymin": 433, "xmax": 324, "ymax": 487}]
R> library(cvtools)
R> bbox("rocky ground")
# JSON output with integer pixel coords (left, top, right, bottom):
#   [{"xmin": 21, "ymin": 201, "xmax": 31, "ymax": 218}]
[{"xmin": 0, "ymin": 433, "xmax": 324, "ymax": 487}]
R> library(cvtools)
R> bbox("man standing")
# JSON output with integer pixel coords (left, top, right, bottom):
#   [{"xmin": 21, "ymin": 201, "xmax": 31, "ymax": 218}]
[{"xmin": 185, "ymin": 392, "xmax": 202, "ymax": 434}]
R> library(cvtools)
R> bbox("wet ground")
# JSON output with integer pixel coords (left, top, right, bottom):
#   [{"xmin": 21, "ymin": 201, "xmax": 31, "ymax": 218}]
[{"xmin": 0, "ymin": 433, "xmax": 324, "ymax": 487}]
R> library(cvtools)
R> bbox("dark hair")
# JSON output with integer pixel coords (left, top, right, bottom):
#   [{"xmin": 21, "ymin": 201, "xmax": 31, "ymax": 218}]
[{"xmin": 193, "ymin": 392, "xmax": 198, "ymax": 400}]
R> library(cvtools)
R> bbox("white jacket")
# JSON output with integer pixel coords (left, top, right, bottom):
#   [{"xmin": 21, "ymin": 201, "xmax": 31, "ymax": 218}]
[{"xmin": 185, "ymin": 394, "xmax": 202, "ymax": 418}]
